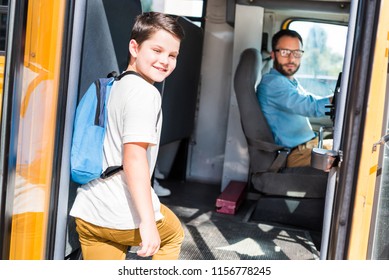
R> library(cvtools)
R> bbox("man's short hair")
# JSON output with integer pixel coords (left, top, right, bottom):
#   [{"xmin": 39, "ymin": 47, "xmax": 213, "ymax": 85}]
[{"xmin": 271, "ymin": 29, "xmax": 303, "ymax": 51}]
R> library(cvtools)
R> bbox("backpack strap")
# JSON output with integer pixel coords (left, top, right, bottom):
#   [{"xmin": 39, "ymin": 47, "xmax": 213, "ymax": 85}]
[
  {"xmin": 115, "ymin": 70, "xmax": 142, "ymax": 81},
  {"xmin": 114, "ymin": 69, "xmax": 162, "ymax": 129},
  {"xmin": 100, "ymin": 165, "xmax": 123, "ymax": 179},
  {"xmin": 107, "ymin": 71, "xmax": 118, "ymax": 78},
  {"xmin": 99, "ymin": 70, "xmax": 162, "ymax": 180}
]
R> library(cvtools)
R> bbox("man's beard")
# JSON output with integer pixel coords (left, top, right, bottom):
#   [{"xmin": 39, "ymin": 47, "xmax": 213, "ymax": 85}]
[{"xmin": 273, "ymin": 57, "xmax": 300, "ymax": 77}]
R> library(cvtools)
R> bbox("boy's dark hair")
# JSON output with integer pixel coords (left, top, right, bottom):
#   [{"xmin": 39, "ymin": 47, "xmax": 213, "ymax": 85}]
[
  {"xmin": 130, "ymin": 12, "xmax": 185, "ymax": 45},
  {"xmin": 271, "ymin": 29, "xmax": 303, "ymax": 51}
]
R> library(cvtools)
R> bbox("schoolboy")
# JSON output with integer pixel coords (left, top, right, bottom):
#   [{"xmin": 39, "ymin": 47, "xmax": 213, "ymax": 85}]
[{"xmin": 70, "ymin": 12, "xmax": 185, "ymax": 260}]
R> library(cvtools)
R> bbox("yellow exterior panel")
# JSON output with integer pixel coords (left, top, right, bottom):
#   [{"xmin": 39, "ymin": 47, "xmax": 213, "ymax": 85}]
[
  {"xmin": 9, "ymin": 0, "xmax": 66, "ymax": 260},
  {"xmin": 347, "ymin": 0, "xmax": 389, "ymax": 259}
]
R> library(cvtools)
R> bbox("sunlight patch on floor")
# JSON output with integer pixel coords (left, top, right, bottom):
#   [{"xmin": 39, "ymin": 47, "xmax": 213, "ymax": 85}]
[{"xmin": 216, "ymin": 238, "xmax": 265, "ymax": 257}]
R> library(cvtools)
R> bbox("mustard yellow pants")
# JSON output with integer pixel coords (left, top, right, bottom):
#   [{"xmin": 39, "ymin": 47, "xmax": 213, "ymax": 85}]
[
  {"xmin": 287, "ymin": 137, "xmax": 333, "ymax": 167},
  {"xmin": 75, "ymin": 204, "xmax": 184, "ymax": 260}
]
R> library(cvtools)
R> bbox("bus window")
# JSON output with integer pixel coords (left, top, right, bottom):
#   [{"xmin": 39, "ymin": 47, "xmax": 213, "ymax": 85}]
[
  {"xmin": 140, "ymin": 0, "xmax": 205, "ymax": 26},
  {"xmin": 288, "ymin": 21, "xmax": 348, "ymax": 97}
]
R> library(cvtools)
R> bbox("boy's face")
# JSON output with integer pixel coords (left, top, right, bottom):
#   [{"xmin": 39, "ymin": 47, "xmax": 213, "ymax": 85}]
[{"xmin": 129, "ymin": 29, "xmax": 181, "ymax": 84}]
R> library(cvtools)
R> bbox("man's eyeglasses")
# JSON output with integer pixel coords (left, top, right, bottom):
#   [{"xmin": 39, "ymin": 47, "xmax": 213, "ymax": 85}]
[{"xmin": 275, "ymin": 49, "xmax": 304, "ymax": 58}]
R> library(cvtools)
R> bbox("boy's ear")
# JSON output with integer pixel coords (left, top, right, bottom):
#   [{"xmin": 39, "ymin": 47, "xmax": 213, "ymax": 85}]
[{"xmin": 129, "ymin": 39, "xmax": 139, "ymax": 58}]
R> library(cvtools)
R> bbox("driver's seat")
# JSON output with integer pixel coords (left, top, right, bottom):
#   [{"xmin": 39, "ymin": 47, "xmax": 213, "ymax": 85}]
[{"xmin": 234, "ymin": 48, "xmax": 328, "ymax": 230}]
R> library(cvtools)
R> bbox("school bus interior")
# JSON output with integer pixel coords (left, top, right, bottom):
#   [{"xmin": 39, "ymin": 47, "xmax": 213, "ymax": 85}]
[
  {"xmin": 2, "ymin": 0, "xmax": 389, "ymax": 261},
  {"xmin": 62, "ymin": 0, "xmax": 352, "ymax": 260}
]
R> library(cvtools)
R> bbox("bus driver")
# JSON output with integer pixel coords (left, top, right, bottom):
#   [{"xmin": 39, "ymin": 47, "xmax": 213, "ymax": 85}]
[{"xmin": 257, "ymin": 29, "xmax": 333, "ymax": 168}]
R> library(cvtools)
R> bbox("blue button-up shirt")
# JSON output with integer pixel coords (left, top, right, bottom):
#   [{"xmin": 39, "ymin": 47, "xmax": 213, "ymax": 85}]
[{"xmin": 257, "ymin": 68, "xmax": 331, "ymax": 148}]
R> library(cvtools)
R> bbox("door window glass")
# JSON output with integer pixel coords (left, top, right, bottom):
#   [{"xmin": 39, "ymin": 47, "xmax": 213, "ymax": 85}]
[
  {"xmin": 371, "ymin": 101, "xmax": 389, "ymax": 259},
  {"xmin": 289, "ymin": 21, "xmax": 348, "ymax": 97}
]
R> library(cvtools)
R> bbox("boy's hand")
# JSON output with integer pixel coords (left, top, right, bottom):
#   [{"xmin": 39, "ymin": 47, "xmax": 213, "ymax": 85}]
[{"xmin": 137, "ymin": 221, "xmax": 161, "ymax": 257}]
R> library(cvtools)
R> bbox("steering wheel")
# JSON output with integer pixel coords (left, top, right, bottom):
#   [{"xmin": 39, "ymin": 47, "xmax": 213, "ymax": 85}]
[{"xmin": 326, "ymin": 72, "xmax": 342, "ymax": 122}]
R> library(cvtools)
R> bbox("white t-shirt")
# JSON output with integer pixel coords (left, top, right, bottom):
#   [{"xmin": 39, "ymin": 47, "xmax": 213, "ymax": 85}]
[{"xmin": 70, "ymin": 74, "xmax": 163, "ymax": 229}]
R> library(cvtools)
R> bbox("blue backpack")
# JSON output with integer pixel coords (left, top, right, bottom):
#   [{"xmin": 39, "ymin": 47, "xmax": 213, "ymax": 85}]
[{"xmin": 70, "ymin": 71, "xmax": 136, "ymax": 184}]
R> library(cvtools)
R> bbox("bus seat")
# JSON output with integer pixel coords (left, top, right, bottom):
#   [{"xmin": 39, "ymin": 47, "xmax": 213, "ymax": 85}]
[
  {"xmin": 66, "ymin": 0, "xmax": 142, "ymax": 259},
  {"xmin": 78, "ymin": 0, "xmax": 142, "ymax": 96},
  {"xmin": 160, "ymin": 17, "xmax": 203, "ymax": 146},
  {"xmin": 234, "ymin": 48, "xmax": 328, "ymax": 230},
  {"xmin": 156, "ymin": 17, "xmax": 203, "ymax": 179}
]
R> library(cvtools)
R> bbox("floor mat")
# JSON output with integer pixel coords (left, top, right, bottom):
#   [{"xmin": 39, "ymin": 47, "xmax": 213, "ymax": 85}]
[{"xmin": 126, "ymin": 204, "xmax": 319, "ymax": 260}]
